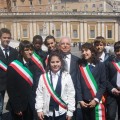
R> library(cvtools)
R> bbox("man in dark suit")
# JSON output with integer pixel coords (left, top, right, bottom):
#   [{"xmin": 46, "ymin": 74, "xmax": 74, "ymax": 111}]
[
  {"xmin": 6, "ymin": 40, "xmax": 40, "ymax": 120},
  {"xmin": 0, "ymin": 28, "xmax": 18, "ymax": 120},
  {"xmin": 59, "ymin": 36, "xmax": 81, "ymax": 120},
  {"xmin": 106, "ymin": 41, "xmax": 120, "ymax": 120}
]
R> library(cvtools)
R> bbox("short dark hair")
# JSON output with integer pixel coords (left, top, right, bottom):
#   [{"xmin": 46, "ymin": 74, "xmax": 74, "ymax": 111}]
[
  {"xmin": 0, "ymin": 28, "xmax": 11, "ymax": 37},
  {"xmin": 19, "ymin": 40, "xmax": 33, "ymax": 53},
  {"xmin": 44, "ymin": 35, "xmax": 55, "ymax": 46},
  {"xmin": 114, "ymin": 41, "xmax": 120, "ymax": 52},
  {"xmin": 32, "ymin": 35, "xmax": 43, "ymax": 44},
  {"xmin": 94, "ymin": 36, "xmax": 106, "ymax": 46}
]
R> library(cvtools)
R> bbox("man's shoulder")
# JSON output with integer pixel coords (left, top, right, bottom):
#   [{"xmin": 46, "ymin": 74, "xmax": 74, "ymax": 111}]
[{"xmin": 71, "ymin": 54, "xmax": 79, "ymax": 61}]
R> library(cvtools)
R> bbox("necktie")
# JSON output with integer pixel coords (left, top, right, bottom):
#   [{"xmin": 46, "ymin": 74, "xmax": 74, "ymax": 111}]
[
  {"xmin": 89, "ymin": 64, "xmax": 94, "ymax": 72},
  {"xmin": 4, "ymin": 49, "xmax": 9, "ymax": 60},
  {"xmin": 63, "ymin": 56, "xmax": 68, "ymax": 72}
]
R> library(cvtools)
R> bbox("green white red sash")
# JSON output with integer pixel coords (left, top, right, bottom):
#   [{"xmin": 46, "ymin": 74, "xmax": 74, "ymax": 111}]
[
  {"xmin": 79, "ymin": 64, "xmax": 105, "ymax": 120},
  {"xmin": 31, "ymin": 52, "xmax": 45, "ymax": 73},
  {"xmin": 112, "ymin": 61, "xmax": 120, "ymax": 73},
  {"xmin": 42, "ymin": 73, "xmax": 67, "ymax": 109},
  {"xmin": 9, "ymin": 60, "xmax": 33, "ymax": 86},
  {"xmin": 0, "ymin": 60, "xmax": 7, "ymax": 71}
]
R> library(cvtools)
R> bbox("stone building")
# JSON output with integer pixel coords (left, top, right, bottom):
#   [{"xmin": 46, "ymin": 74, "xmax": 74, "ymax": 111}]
[{"xmin": 0, "ymin": 0, "xmax": 119, "ymax": 44}]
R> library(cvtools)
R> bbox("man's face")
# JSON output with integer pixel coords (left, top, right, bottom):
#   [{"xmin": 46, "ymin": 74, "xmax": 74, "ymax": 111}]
[
  {"xmin": 33, "ymin": 39, "xmax": 42, "ymax": 51},
  {"xmin": 22, "ymin": 47, "xmax": 33, "ymax": 61},
  {"xmin": 95, "ymin": 42, "xmax": 105, "ymax": 53},
  {"xmin": 0, "ymin": 33, "xmax": 11, "ymax": 48},
  {"xmin": 47, "ymin": 39, "xmax": 56, "ymax": 51},
  {"xmin": 59, "ymin": 38, "xmax": 71, "ymax": 54}
]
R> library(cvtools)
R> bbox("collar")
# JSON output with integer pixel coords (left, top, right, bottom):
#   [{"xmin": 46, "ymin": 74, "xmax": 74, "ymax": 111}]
[
  {"xmin": 0, "ymin": 45, "xmax": 9, "ymax": 51},
  {"xmin": 65, "ymin": 54, "xmax": 71, "ymax": 59},
  {"xmin": 88, "ymin": 62, "xmax": 95, "ymax": 67},
  {"xmin": 23, "ymin": 58, "xmax": 27, "ymax": 64},
  {"xmin": 51, "ymin": 70, "xmax": 60, "ymax": 76},
  {"xmin": 99, "ymin": 52, "xmax": 105, "ymax": 61}
]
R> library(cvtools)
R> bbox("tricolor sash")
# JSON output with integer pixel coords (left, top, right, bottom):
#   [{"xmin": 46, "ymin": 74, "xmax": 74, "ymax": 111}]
[
  {"xmin": 42, "ymin": 73, "xmax": 67, "ymax": 109},
  {"xmin": 0, "ymin": 60, "xmax": 7, "ymax": 71},
  {"xmin": 79, "ymin": 64, "xmax": 105, "ymax": 120},
  {"xmin": 9, "ymin": 60, "xmax": 33, "ymax": 86},
  {"xmin": 31, "ymin": 52, "xmax": 45, "ymax": 73},
  {"xmin": 112, "ymin": 61, "xmax": 120, "ymax": 73}
]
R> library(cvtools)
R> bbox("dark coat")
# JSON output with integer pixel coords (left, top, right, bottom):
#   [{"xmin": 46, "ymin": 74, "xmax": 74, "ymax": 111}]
[
  {"xmin": 6, "ymin": 57, "xmax": 40, "ymax": 113},
  {"xmin": 0, "ymin": 46, "xmax": 18, "ymax": 91},
  {"xmin": 77, "ymin": 62, "xmax": 107, "ymax": 102}
]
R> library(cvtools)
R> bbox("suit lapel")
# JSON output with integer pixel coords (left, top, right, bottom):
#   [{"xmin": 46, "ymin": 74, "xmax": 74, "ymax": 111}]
[{"xmin": 0, "ymin": 47, "xmax": 6, "ymax": 59}]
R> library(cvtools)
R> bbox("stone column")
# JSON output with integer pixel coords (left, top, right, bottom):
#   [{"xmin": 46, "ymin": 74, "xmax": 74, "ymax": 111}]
[
  {"xmin": 63, "ymin": 22, "xmax": 67, "ymax": 36},
  {"xmin": 66, "ymin": 21, "xmax": 70, "ymax": 37},
  {"xmin": 98, "ymin": 22, "xmax": 101, "ymax": 36},
  {"xmin": 13, "ymin": 22, "xmax": 17, "ymax": 40},
  {"xmin": 29, "ymin": 21, "xmax": 33, "ymax": 42},
  {"xmin": 115, "ymin": 22, "xmax": 119, "ymax": 42},
  {"xmin": 101, "ymin": 22, "xmax": 105, "ymax": 37},
  {"xmin": 84, "ymin": 21, "xmax": 87, "ymax": 42},
  {"xmin": 80, "ymin": 22, "xmax": 84, "ymax": 43}
]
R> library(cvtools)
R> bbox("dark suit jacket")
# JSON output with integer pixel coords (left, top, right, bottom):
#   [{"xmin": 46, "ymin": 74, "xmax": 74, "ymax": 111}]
[
  {"xmin": 105, "ymin": 57, "xmax": 119, "ymax": 93},
  {"xmin": 77, "ymin": 62, "xmax": 107, "ymax": 102},
  {"xmin": 6, "ymin": 57, "xmax": 40, "ymax": 113},
  {"xmin": 0, "ymin": 46, "xmax": 18, "ymax": 91},
  {"xmin": 69, "ymin": 54, "xmax": 79, "ymax": 89}
]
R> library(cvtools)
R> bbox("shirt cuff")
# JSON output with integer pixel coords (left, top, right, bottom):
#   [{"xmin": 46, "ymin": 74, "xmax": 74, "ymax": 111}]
[
  {"xmin": 111, "ymin": 88, "xmax": 116, "ymax": 93},
  {"xmin": 94, "ymin": 98, "xmax": 99, "ymax": 103},
  {"xmin": 67, "ymin": 110, "xmax": 73, "ymax": 117}
]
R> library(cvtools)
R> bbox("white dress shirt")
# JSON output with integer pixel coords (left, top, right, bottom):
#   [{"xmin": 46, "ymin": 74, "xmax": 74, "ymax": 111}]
[
  {"xmin": 99, "ymin": 52, "xmax": 105, "ymax": 62},
  {"xmin": 0, "ymin": 45, "xmax": 10, "ymax": 56}
]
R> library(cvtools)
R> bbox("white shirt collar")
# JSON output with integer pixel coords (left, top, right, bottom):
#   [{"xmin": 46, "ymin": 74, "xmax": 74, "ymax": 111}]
[
  {"xmin": 51, "ymin": 70, "xmax": 60, "ymax": 76},
  {"xmin": 88, "ymin": 62, "xmax": 95, "ymax": 67},
  {"xmin": 0, "ymin": 45, "xmax": 9, "ymax": 51},
  {"xmin": 99, "ymin": 52, "xmax": 105, "ymax": 62},
  {"xmin": 23, "ymin": 58, "xmax": 27, "ymax": 64}
]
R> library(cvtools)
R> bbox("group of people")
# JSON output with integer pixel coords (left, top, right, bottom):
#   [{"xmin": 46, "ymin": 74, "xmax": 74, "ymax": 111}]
[{"xmin": 0, "ymin": 27, "xmax": 119, "ymax": 120}]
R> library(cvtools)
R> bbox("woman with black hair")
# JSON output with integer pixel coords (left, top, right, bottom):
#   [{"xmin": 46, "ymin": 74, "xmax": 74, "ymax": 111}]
[
  {"xmin": 35, "ymin": 51, "xmax": 75, "ymax": 120},
  {"xmin": 77, "ymin": 42, "xmax": 107, "ymax": 120}
]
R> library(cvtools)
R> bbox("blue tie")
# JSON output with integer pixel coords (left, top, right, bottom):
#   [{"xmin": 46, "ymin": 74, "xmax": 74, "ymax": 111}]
[{"xmin": 89, "ymin": 65, "xmax": 94, "ymax": 72}]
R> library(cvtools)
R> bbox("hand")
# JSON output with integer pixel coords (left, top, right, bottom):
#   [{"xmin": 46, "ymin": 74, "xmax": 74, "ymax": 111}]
[
  {"xmin": 112, "ymin": 88, "xmax": 120, "ymax": 96},
  {"xmin": 37, "ymin": 112, "xmax": 44, "ymax": 120},
  {"xmin": 79, "ymin": 101, "xmax": 89, "ymax": 108},
  {"xmin": 15, "ymin": 111, "xmax": 22, "ymax": 116},
  {"xmin": 88, "ymin": 99, "xmax": 97, "ymax": 108},
  {"xmin": 66, "ymin": 115, "xmax": 72, "ymax": 120}
]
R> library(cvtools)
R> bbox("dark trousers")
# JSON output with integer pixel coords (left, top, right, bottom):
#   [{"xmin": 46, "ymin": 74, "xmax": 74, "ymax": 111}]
[
  {"xmin": 106, "ymin": 95, "xmax": 120, "ymax": 120},
  {"xmin": 75, "ymin": 108, "xmax": 83, "ymax": 120},
  {"xmin": 82, "ymin": 107, "xmax": 95, "ymax": 120},
  {"xmin": 44, "ymin": 113, "xmax": 66, "ymax": 120},
  {"xmin": 0, "ymin": 91, "xmax": 5, "ymax": 120},
  {"xmin": 11, "ymin": 104, "xmax": 33, "ymax": 120}
]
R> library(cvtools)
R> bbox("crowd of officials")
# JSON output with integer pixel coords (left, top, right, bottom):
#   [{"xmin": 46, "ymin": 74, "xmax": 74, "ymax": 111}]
[{"xmin": 0, "ymin": 27, "xmax": 120, "ymax": 120}]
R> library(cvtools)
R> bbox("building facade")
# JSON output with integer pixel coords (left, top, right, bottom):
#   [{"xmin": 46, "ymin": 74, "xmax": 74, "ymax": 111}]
[{"xmin": 0, "ymin": 0, "xmax": 119, "ymax": 43}]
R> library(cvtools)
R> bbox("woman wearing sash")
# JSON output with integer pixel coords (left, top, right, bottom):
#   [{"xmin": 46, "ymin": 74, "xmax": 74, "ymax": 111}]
[
  {"xmin": 76, "ymin": 43, "xmax": 106, "ymax": 120},
  {"xmin": 106, "ymin": 41, "xmax": 120, "ymax": 120},
  {"xmin": 6, "ymin": 40, "xmax": 40, "ymax": 120},
  {"xmin": 35, "ymin": 51, "xmax": 75, "ymax": 120}
]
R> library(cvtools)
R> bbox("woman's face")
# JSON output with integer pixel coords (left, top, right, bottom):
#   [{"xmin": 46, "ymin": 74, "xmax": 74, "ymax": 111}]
[
  {"xmin": 82, "ymin": 48, "xmax": 92, "ymax": 61},
  {"xmin": 50, "ymin": 56, "xmax": 62, "ymax": 73}
]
